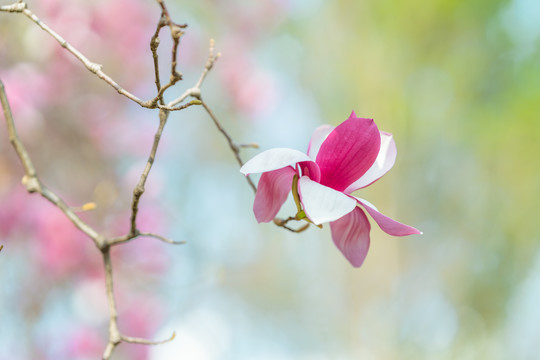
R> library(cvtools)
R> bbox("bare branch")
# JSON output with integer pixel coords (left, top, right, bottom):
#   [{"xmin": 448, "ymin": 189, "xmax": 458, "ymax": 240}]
[
  {"xmin": 194, "ymin": 39, "xmax": 220, "ymax": 90},
  {"xmin": 139, "ymin": 232, "xmax": 186, "ymax": 245},
  {"xmin": 107, "ymin": 231, "xmax": 185, "ymax": 247},
  {"xmin": 150, "ymin": 15, "xmax": 167, "ymax": 104},
  {"xmin": 0, "ymin": 79, "xmax": 104, "ymax": 248},
  {"xmin": 158, "ymin": 100, "xmax": 201, "ymax": 112},
  {"xmin": 122, "ymin": 331, "xmax": 176, "ymax": 345},
  {"xmin": 0, "ymin": 2, "xmax": 26, "ymax": 12},
  {"xmin": 102, "ymin": 248, "xmax": 121, "ymax": 360},
  {"xmin": 273, "ymin": 217, "xmax": 311, "ymax": 233},
  {"xmin": 1, "ymin": 80, "xmax": 36, "ymax": 177},
  {"xmin": 129, "ymin": 109, "xmax": 169, "ymax": 236},
  {"xmin": 239, "ymin": 143, "xmax": 259, "ymax": 149},
  {"xmin": 168, "ymin": 39, "xmax": 219, "ymax": 107}
]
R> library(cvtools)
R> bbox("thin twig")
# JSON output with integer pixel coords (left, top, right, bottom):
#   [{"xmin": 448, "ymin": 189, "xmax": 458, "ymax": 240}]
[
  {"xmin": 158, "ymin": 100, "xmax": 200, "ymax": 112},
  {"xmin": 273, "ymin": 217, "xmax": 311, "ymax": 233},
  {"xmin": 0, "ymin": 2, "xmax": 25, "ymax": 12},
  {"xmin": 194, "ymin": 39, "xmax": 220, "ymax": 90},
  {"xmin": 139, "ymin": 232, "xmax": 186, "ymax": 245},
  {"xmin": 168, "ymin": 39, "xmax": 219, "ymax": 107},
  {"xmin": 201, "ymin": 101, "xmax": 257, "ymax": 193},
  {"xmin": 122, "ymin": 331, "xmax": 176, "ymax": 345},
  {"xmin": 129, "ymin": 109, "xmax": 169, "ymax": 236},
  {"xmin": 101, "ymin": 247, "xmax": 177, "ymax": 358},
  {"xmin": 239, "ymin": 143, "xmax": 259, "ymax": 149},
  {"xmin": 102, "ymin": 248, "xmax": 121, "ymax": 360},
  {"xmin": 146, "ymin": 0, "xmax": 187, "ymax": 108},
  {"xmin": 107, "ymin": 231, "xmax": 185, "ymax": 247},
  {"xmin": 150, "ymin": 15, "xmax": 167, "ymax": 104}
]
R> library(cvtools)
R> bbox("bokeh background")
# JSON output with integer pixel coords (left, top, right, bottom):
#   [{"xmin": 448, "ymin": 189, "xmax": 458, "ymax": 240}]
[{"xmin": 1, "ymin": 0, "xmax": 539, "ymax": 359}]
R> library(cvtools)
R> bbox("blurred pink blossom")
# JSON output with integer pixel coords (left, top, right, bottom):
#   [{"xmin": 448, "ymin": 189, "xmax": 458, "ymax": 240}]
[
  {"xmin": 118, "ymin": 295, "xmax": 165, "ymax": 360},
  {"xmin": 31, "ymin": 201, "xmax": 95, "ymax": 276},
  {"xmin": 0, "ymin": 187, "xmax": 26, "ymax": 236},
  {"xmin": 66, "ymin": 327, "xmax": 103, "ymax": 358},
  {"xmin": 0, "ymin": 64, "xmax": 55, "ymax": 133},
  {"xmin": 218, "ymin": 41, "xmax": 279, "ymax": 117},
  {"xmin": 241, "ymin": 112, "xmax": 421, "ymax": 267}
]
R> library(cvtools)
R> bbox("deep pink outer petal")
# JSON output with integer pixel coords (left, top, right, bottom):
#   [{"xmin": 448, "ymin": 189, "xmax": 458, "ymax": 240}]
[
  {"xmin": 356, "ymin": 198, "xmax": 422, "ymax": 236},
  {"xmin": 253, "ymin": 167, "xmax": 296, "ymax": 223},
  {"xmin": 240, "ymin": 148, "xmax": 314, "ymax": 175},
  {"xmin": 316, "ymin": 112, "xmax": 381, "ymax": 192},
  {"xmin": 330, "ymin": 207, "xmax": 371, "ymax": 268},
  {"xmin": 307, "ymin": 125, "xmax": 334, "ymax": 159},
  {"xmin": 345, "ymin": 131, "xmax": 397, "ymax": 193}
]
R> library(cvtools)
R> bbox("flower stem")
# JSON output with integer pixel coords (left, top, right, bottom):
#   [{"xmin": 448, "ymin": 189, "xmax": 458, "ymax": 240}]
[
  {"xmin": 291, "ymin": 174, "xmax": 302, "ymax": 213},
  {"xmin": 291, "ymin": 175, "xmax": 322, "ymax": 228}
]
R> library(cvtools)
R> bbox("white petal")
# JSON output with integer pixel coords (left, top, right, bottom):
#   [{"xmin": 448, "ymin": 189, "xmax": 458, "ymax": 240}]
[
  {"xmin": 240, "ymin": 148, "xmax": 313, "ymax": 175},
  {"xmin": 298, "ymin": 176, "xmax": 357, "ymax": 225},
  {"xmin": 307, "ymin": 125, "xmax": 334, "ymax": 159},
  {"xmin": 345, "ymin": 131, "xmax": 397, "ymax": 193}
]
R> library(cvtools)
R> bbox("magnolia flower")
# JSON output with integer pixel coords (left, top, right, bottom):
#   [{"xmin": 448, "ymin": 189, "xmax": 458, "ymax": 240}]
[{"xmin": 240, "ymin": 112, "xmax": 421, "ymax": 267}]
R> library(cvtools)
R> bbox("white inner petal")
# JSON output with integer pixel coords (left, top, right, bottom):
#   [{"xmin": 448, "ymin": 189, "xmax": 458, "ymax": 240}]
[
  {"xmin": 298, "ymin": 176, "xmax": 357, "ymax": 225},
  {"xmin": 240, "ymin": 148, "xmax": 312, "ymax": 175}
]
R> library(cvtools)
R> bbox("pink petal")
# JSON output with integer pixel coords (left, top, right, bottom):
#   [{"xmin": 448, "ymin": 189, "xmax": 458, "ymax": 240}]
[
  {"xmin": 254, "ymin": 167, "xmax": 296, "ymax": 223},
  {"xmin": 356, "ymin": 198, "xmax": 422, "ymax": 236},
  {"xmin": 307, "ymin": 125, "xmax": 334, "ymax": 159},
  {"xmin": 298, "ymin": 161, "xmax": 321, "ymax": 183},
  {"xmin": 298, "ymin": 176, "xmax": 357, "ymax": 225},
  {"xmin": 330, "ymin": 207, "xmax": 371, "ymax": 268},
  {"xmin": 240, "ymin": 148, "xmax": 314, "ymax": 175},
  {"xmin": 345, "ymin": 131, "xmax": 397, "ymax": 193},
  {"xmin": 315, "ymin": 112, "xmax": 381, "ymax": 192}
]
